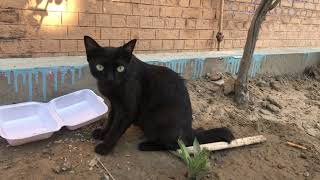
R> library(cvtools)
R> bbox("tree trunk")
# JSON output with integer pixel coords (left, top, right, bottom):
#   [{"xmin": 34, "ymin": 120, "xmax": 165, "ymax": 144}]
[{"xmin": 234, "ymin": 0, "xmax": 281, "ymax": 105}]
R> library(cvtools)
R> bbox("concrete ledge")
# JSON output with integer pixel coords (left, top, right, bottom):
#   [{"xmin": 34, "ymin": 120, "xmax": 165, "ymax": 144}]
[{"xmin": 0, "ymin": 48, "xmax": 319, "ymax": 105}]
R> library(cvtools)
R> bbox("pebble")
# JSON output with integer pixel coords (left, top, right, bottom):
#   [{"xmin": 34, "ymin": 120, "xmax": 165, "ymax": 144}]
[
  {"xmin": 300, "ymin": 153, "xmax": 307, "ymax": 159},
  {"xmin": 303, "ymin": 171, "xmax": 310, "ymax": 177},
  {"xmin": 266, "ymin": 104, "xmax": 280, "ymax": 114}
]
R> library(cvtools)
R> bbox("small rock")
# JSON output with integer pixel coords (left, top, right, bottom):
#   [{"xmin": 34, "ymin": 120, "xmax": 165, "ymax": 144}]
[
  {"xmin": 54, "ymin": 140, "xmax": 63, "ymax": 144},
  {"xmin": 101, "ymin": 174, "xmax": 110, "ymax": 180},
  {"xmin": 256, "ymin": 80, "xmax": 268, "ymax": 87},
  {"xmin": 277, "ymin": 164, "xmax": 285, "ymax": 169},
  {"xmin": 266, "ymin": 96, "xmax": 283, "ymax": 109},
  {"xmin": 303, "ymin": 171, "xmax": 310, "ymax": 177},
  {"xmin": 52, "ymin": 166, "xmax": 61, "ymax": 174},
  {"xmin": 306, "ymin": 128, "xmax": 320, "ymax": 137},
  {"xmin": 300, "ymin": 153, "xmax": 307, "ymax": 159},
  {"xmin": 266, "ymin": 104, "xmax": 280, "ymax": 114},
  {"xmin": 206, "ymin": 72, "xmax": 222, "ymax": 81},
  {"xmin": 223, "ymin": 80, "xmax": 235, "ymax": 95},
  {"xmin": 42, "ymin": 148, "xmax": 54, "ymax": 156},
  {"xmin": 213, "ymin": 79, "xmax": 224, "ymax": 86},
  {"xmin": 260, "ymin": 101, "xmax": 268, "ymax": 108},
  {"xmin": 259, "ymin": 109, "xmax": 271, "ymax": 115},
  {"xmin": 270, "ymin": 81, "xmax": 281, "ymax": 91},
  {"xmin": 61, "ymin": 162, "xmax": 72, "ymax": 171}
]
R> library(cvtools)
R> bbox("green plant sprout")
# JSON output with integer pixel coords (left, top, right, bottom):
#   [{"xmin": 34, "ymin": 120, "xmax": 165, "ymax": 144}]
[{"xmin": 177, "ymin": 138, "xmax": 210, "ymax": 180}]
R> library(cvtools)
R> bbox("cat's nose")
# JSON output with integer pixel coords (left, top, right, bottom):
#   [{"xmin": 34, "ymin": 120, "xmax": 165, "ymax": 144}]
[{"xmin": 106, "ymin": 71, "xmax": 114, "ymax": 81}]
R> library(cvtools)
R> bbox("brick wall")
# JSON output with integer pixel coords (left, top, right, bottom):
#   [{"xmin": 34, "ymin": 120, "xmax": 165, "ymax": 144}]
[{"xmin": 0, "ymin": 0, "xmax": 320, "ymax": 58}]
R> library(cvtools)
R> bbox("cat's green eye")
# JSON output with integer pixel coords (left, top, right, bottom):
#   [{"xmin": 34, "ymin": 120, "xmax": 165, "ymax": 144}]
[
  {"xmin": 117, "ymin": 65, "xmax": 125, "ymax": 73},
  {"xmin": 96, "ymin": 64, "xmax": 104, "ymax": 71}
]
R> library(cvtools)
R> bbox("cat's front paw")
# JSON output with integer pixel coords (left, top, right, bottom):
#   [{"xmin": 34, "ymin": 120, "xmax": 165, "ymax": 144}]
[
  {"xmin": 91, "ymin": 128, "xmax": 105, "ymax": 140},
  {"xmin": 94, "ymin": 143, "xmax": 113, "ymax": 155}
]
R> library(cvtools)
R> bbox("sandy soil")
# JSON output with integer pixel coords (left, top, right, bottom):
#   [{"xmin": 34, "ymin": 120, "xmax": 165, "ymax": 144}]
[{"xmin": 0, "ymin": 66, "xmax": 320, "ymax": 180}]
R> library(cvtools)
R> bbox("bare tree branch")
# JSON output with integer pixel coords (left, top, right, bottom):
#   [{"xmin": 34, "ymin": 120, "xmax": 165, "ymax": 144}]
[{"xmin": 269, "ymin": 0, "xmax": 281, "ymax": 11}]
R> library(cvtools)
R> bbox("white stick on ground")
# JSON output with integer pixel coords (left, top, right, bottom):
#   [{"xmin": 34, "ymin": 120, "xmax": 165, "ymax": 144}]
[{"xmin": 177, "ymin": 135, "xmax": 267, "ymax": 154}]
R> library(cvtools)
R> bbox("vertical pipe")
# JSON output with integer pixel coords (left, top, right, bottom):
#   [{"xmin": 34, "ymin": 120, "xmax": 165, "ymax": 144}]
[{"xmin": 217, "ymin": 0, "xmax": 225, "ymax": 51}]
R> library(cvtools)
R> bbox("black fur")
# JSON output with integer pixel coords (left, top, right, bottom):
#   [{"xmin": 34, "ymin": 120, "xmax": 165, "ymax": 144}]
[{"xmin": 84, "ymin": 36, "xmax": 235, "ymax": 155}]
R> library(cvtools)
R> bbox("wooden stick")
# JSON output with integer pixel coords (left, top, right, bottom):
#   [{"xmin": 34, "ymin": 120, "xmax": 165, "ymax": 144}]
[
  {"xmin": 176, "ymin": 135, "xmax": 266, "ymax": 154},
  {"xmin": 286, "ymin": 141, "xmax": 307, "ymax": 150},
  {"xmin": 96, "ymin": 156, "xmax": 116, "ymax": 180}
]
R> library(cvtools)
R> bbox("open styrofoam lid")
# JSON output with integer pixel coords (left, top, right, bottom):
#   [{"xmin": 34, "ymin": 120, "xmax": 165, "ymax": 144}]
[{"xmin": 50, "ymin": 89, "xmax": 108, "ymax": 127}]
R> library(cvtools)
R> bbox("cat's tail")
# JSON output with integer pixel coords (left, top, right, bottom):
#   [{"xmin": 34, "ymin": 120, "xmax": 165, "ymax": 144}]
[{"xmin": 192, "ymin": 127, "xmax": 235, "ymax": 144}]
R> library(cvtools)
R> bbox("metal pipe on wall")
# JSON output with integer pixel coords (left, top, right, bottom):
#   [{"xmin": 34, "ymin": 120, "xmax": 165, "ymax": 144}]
[{"xmin": 216, "ymin": 0, "xmax": 225, "ymax": 51}]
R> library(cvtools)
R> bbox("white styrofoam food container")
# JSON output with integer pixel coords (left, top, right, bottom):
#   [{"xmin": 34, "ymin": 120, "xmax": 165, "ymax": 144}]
[{"xmin": 0, "ymin": 89, "xmax": 108, "ymax": 146}]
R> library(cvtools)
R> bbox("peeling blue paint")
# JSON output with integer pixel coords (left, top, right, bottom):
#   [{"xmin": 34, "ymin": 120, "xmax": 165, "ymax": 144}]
[
  {"xmin": 223, "ymin": 54, "xmax": 265, "ymax": 77},
  {"xmin": 0, "ymin": 66, "xmax": 84, "ymax": 101}
]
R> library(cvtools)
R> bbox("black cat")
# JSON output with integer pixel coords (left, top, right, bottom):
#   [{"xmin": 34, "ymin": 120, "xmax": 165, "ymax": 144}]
[{"xmin": 83, "ymin": 36, "xmax": 235, "ymax": 155}]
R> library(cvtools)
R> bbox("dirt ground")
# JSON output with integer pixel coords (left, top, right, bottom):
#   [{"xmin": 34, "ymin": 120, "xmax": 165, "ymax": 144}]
[{"xmin": 1, "ymin": 66, "xmax": 320, "ymax": 180}]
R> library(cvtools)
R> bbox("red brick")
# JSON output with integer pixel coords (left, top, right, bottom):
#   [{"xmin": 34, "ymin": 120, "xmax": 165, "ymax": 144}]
[
  {"xmin": 281, "ymin": 0, "xmax": 293, "ymax": 7},
  {"xmin": 38, "ymin": 26, "xmax": 68, "ymax": 40},
  {"xmin": 222, "ymin": 40, "xmax": 233, "ymax": 49},
  {"xmin": 96, "ymin": 14, "xmax": 111, "ymax": 27},
  {"xmin": 164, "ymin": 18, "xmax": 176, "ymax": 29},
  {"xmin": 156, "ymin": 30, "xmax": 180, "ymax": 39},
  {"xmin": 112, "ymin": 15, "xmax": 126, "ymax": 27},
  {"xmin": 140, "ymin": 16, "xmax": 153, "ymax": 28},
  {"xmin": 133, "ymin": 4, "xmax": 159, "ymax": 16},
  {"xmin": 67, "ymin": 0, "xmax": 103, "ymax": 13},
  {"xmin": 180, "ymin": 30, "xmax": 199, "ymax": 39},
  {"xmin": 127, "ymin": 16, "xmax": 140, "ymax": 27},
  {"xmin": 184, "ymin": 40, "xmax": 194, "ymax": 49},
  {"xmin": 305, "ymin": 3, "xmax": 315, "ymax": 10},
  {"xmin": 62, "ymin": 12, "xmax": 79, "ymax": 26},
  {"xmin": 79, "ymin": 13, "xmax": 95, "ymax": 26},
  {"xmin": 194, "ymin": 40, "xmax": 207, "ymax": 49},
  {"xmin": 24, "ymin": 40, "xmax": 42, "ymax": 53},
  {"xmin": 160, "ymin": 7, "xmax": 183, "ymax": 18},
  {"xmin": 96, "ymin": 40, "xmax": 109, "ymax": 47},
  {"xmin": 232, "ymin": 40, "xmax": 242, "ymax": 48},
  {"xmin": 68, "ymin": 27, "xmax": 100, "ymax": 39},
  {"xmin": 110, "ymin": 40, "xmax": 125, "ymax": 47},
  {"xmin": 136, "ymin": 40, "xmax": 150, "ymax": 50},
  {"xmin": 101, "ymin": 28, "xmax": 130, "ymax": 39},
  {"xmin": 182, "ymin": 8, "xmax": 201, "ymax": 18},
  {"xmin": 186, "ymin": 19, "xmax": 196, "ymax": 29},
  {"xmin": 60, "ymin": 40, "xmax": 77, "ymax": 52},
  {"xmin": 141, "ymin": 0, "xmax": 154, "ymax": 4},
  {"xmin": 202, "ymin": 0, "xmax": 212, "ymax": 8},
  {"xmin": 154, "ymin": 0, "xmax": 179, "ymax": 6},
  {"xmin": 150, "ymin": 40, "xmax": 162, "ymax": 50},
  {"xmin": 179, "ymin": 0, "xmax": 190, "ymax": 7},
  {"xmin": 293, "ymin": 2, "xmax": 305, "ymax": 9},
  {"xmin": 199, "ymin": 30, "xmax": 214, "ymax": 39},
  {"xmin": 174, "ymin": 40, "xmax": 184, "ymax": 49},
  {"xmin": 41, "ymin": 11, "xmax": 62, "ymax": 26},
  {"xmin": 0, "ymin": 40, "xmax": 18, "ymax": 54},
  {"xmin": 0, "ymin": 1, "xmax": 27, "ymax": 9},
  {"xmin": 40, "ymin": 40, "xmax": 60, "ymax": 53},
  {"xmin": 202, "ymin": 9, "xmax": 216, "ymax": 19},
  {"xmin": 0, "ymin": 9, "xmax": 19, "ymax": 23},
  {"xmin": 103, "ymin": 2, "xmax": 132, "ymax": 15},
  {"xmin": 196, "ymin": 19, "xmax": 211, "ymax": 29},
  {"xmin": 162, "ymin": 40, "xmax": 174, "ymax": 50},
  {"xmin": 131, "ymin": 29, "xmax": 156, "ymax": 39},
  {"xmin": 153, "ymin": 18, "xmax": 165, "ymax": 28},
  {"xmin": 175, "ymin": 18, "xmax": 186, "ymax": 29},
  {"xmin": 0, "ymin": 25, "xmax": 26, "ymax": 39},
  {"xmin": 190, "ymin": 0, "xmax": 201, "ymax": 7}
]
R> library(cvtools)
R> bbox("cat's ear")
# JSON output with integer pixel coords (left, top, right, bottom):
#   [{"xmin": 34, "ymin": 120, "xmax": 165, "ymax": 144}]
[
  {"xmin": 122, "ymin": 39, "xmax": 137, "ymax": 54},
  {"xmin": 84, "ymin": 36, "xmax": 100, "ymax": 53}
]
